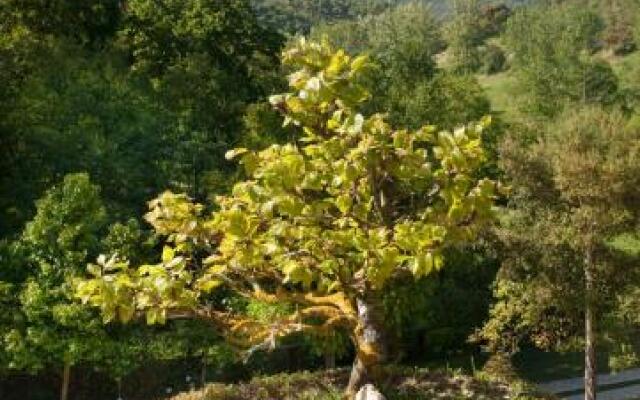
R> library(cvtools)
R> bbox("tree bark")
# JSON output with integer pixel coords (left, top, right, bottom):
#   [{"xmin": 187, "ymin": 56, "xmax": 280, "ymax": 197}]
[
  {"xmin": 60, "ymin": 363, "xmax": 71, "ymax": 400},
  {"xmin": 346, "ymin": 293, "xmax": 387, "ymax": 397},
  {"xmin": 585, "ymin": 252, "xmax": 596, "ymax": 400},
  {"xmin": 325, "ymin": 350, "xmax": 336, "ymax": 369},
  {"xmin": 201, "ymin": 356, "xmax": 207, "ymax": 388}
]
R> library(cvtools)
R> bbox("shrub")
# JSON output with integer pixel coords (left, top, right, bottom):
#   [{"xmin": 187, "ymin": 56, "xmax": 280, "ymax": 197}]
[
  {"xmin": 480, "ymin": 44, "xmax": 507, "ymax": 75},
  {"xmin": 168, "ymin": 367, "xmax": 549, "ymax": 400}
]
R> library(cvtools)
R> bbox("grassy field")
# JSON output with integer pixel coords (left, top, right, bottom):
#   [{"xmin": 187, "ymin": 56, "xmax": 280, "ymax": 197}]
[
  {"xmin": 477, "ymin": 71, "xmax": 521, "ymax": 119},
  {"xmin": 476, "ymin": 50, "xmax": 640, "ymax": 124}
]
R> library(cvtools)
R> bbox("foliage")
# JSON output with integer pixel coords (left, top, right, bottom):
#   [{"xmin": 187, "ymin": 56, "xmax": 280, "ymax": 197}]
[
  {"xmin": 1, "ymin": 174, "xmax": 231, "ymax": 400},
  {"xmin": 102, "ymin": 218, "xmax": 155, "ymax": 266},
  {"xmin": 242, "ymin": 101, "xmax": 299, "ymax": 150},
  {"xmin": 0, "ymin": 0, "xmax": 285, "ymax": 235},
  {"xmin": 599, "ymin": 0, "xmax": 638, "ymax": 55},
  {"xmin": 504, "ymin": 1, "xmax": 619, "ymax": 116},
  {"xmin": 476, "ymin": 4, "xmax": 513, "ymax": 39},
  {"xmin": 1, "ymin": 0, "xmax": 121, "ymax": 47},
  {"xmin": 387, "ymin": 72, "xmax": 492, "ymax": 130},
  {"xmin": 480, "ymin": 44, "xmax": 507, "ymax": 75},
  {"xmin": 8, "ymin": 0, "xmax": 640, "ymax": 397},
  {"xmin": 23, "ymin": 174, "xmax": 108, "ymax": 270},
  {"xmin": 444, "ymin": 0, "xmax": 484, "ymax": 74},
  {"xmin": 120, "ymin": 0, "xmax": 281, "ymax": 81},
  {"xmin": 313, "ymin": 1, "xmax": 443, "ymax": 82},
  {"xmin": 76, "ymin": 38, "xmax": 500, "ymax": 394},
  {"xmin": 5, "ymin": 50, "xmax": 167, "ymax": 223},
  {"xmin": 314, "ymin": 2, "xmax": 493, "ymax": 131},
  {"xmin": 383, "ymin": 244, "xmax": 499, "ymax": 358},
  {"xmin": 477, "ymin": 107, "xmax": 640, "ymax": 360},
  {"xmin": 5, "ymin": 174, "xmax": 109, "ymax": 375},
  {"xmin": 118, "ymin": 0, "xmax": 284, "ymax": 201},
  {"xmin": 252, "ymin": 0, "xmax": 390, "ymax": 34},
  {"xmin": 0, "ymin": 241, "xmax": 29, "ymax": 371},
  {"xmin": 167, "ymin": 367, "xmax": 545, "ymax": 400}
]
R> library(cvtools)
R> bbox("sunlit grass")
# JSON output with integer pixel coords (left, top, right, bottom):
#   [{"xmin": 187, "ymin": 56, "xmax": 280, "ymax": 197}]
[{"xmin": 476, "ymin": 71, "xmax": 522, "ymax": 121}]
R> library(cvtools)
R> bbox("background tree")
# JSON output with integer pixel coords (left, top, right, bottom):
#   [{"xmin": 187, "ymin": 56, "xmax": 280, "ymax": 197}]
[
  {"xmin": 313, "ymin": 2, "xmax": 492, "ymax": 131},
  {"xmin": 6, "ymin": 173, "xmax": 110, "ymax": 400},
  {"xmin": 1, "ymin": 0, "xmax": 121, "ymax": 47},
  {"xmin": 384, "ymin": 244, "xmax": 499, "ymax": 360},
  {"xmin": 0, "ymin": 0, "xmax": 286, "ymax": 236},
  {"xmin": 444, "ymin": 0, "xmax": 483, "ymax": 74},
  {"xmin": 3, "ymin": 174, "xmax": 234, "ymax": 400},
  {"xmin": 599, "ymin": 0, "xmax": 638, "ymax": 55},
  {"xmin": 252, "ymin": 0, "xmax": 391, "ymax": 35},
  {"xmin": 312, "ymin": 1, "xmax": 443, "ymax": 82},
  {"xmin": 504, "ymin": 1, "xmax": 619, "ymax": 117},
  {"xmin": 477, "ymin": 107, "xmax": 640, "ymax": 400},
  {"xmin": 117, "ymin": 0, "xmax": 284, "ymax": 201},
  {"xmin": 76, "ymin": 39, "xmax": 501, "ymax": 397},
  {"xmin": 4, "ymin": 49, "xmax": 168, "ymax": 223}
]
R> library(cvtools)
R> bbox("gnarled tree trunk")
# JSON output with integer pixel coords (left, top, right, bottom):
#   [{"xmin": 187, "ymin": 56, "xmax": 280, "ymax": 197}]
[{"xmin": 346, "ymin": 293, "xmax": 387, "ymax": 397}]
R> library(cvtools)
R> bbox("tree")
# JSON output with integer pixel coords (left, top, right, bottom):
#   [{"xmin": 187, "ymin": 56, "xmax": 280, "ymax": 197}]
[
  {"xmin": 444, "ymin": 0, "xmax": 484, "ymax": 74},
  {"xmin": 76, "ymin": 39, "xmax": 501, "ymax": 396},
  {"xmin": 504, "ymin": 1, "xmax": 619, "ymax": 117},
  {"xmin": 387, "ymin": 72, "xmax": 491, "ymax": 131},
  {"xmin": 118, "ymin": 0, "xmax": 284, "ymax": 201},
  {"xmin": 0, "ymin": 0, "xmax": 286, "ymax": 234},
  {"xmin": 600, "ymin": 0, "xmax": 638, "ymax": 55},
  {"xmin": 477, "ymin": 107, "xmax": 640, "ymax": 400},
  {"xmin": 312, "ymin": 1, "xmax": 443, "ymax": 83},
  {"xmin": 4, "ymin": 47, "xmax": 169, "ymax": 225},
  {"xmin": 7, "ymin": 173, "xmax": 109, "ymax": 400},
  {"xmin": 252, "ymin": 0, "xmax": 390, "ymax": 35},
  {"xmin": 312, "ymin": 2, "xmax": 493, "ymax": 132},
  {"xmin": 0, "ymin": 6, "xmax": 54, "ymax": 235},
  {"xmin": 1, "ymin": 0, "xmax": 121, "ymax": 47},
  {"xmin": 2, "ymin": 174, "xmax": 228, "ymax": 400}
]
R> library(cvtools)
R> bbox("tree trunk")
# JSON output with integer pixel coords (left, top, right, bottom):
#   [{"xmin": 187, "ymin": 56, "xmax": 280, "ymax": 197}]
[
  {"xmin": 346, "ymin": 293, "xmax": 387, "ymax": 397},
  {"xmin": 325, "ymin": 332, "xmax": 336, "ymax": 369},
  {"xmin": 325, "ymin": 350, "xmax": 336, "ymax": 369},
  {"xmin": 585, "ymin": 253, "xmax": 596, "ymax": 400},
  {"xmin": 201, "ymin": 356, "xmax": 207, "ymax": 388},
  {"xmin": 60, "ymin": 363, "xmax": 71, "ymax": 400},
  {"xmin": 117, "ymin": 378, "xmax": 122, "ymax": 400}
]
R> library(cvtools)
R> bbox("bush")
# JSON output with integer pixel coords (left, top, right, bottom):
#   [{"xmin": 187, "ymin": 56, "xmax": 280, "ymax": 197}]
[
  {"xmin": 388, "ymin": 72, "xmax": 491, "ymax": 130},
  {"xmin": 480, "ymin": 44, "xmax": 507, "ymax": 75},
  {"xmin": 584, "ymin": 60, "xmax": 619, "ymax": 105}
]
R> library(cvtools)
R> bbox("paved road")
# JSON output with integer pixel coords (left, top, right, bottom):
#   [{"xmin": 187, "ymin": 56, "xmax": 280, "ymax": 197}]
[
  {"xmin": 539, "ymin": 368, "xmax": 640, "ymax": 400},
  {"xmin": 563, "ymin": 384, "xmax": 640, "ymax": 400}
]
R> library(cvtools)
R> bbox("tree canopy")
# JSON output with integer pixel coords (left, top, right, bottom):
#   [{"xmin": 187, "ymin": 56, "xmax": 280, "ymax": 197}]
[{"xmin": 76, "ymin": 38, "xmax": 501, "ymax": 395}]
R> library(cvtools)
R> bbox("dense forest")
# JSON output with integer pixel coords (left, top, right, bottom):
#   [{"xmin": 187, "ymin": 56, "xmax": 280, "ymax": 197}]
[{"xmin": 1, "ymin": 1, "xmax": 640, "ymax": 400}]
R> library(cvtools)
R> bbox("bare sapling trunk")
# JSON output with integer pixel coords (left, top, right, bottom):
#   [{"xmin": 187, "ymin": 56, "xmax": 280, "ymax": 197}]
[
  {"xmin": 346, "ymin": 293, "xmax": 387, "ymax": 397},
  {"xmin": 585, "ymin": 252, "xmax": 596, "ymax": 400},
  {"xmin": 201, "ymin": 356, "xmax": 207, "ymax": 388},
  {"xmin": 60, "ymin": 363, "xmax": 71, "ymax": 400},
  {"xmin": 325, "ymin": 350, "xmax": 336, "ymax": 369},
  {"xmin": 325, "ymin": 332, "xmax": 336, "ymax": 369}
]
